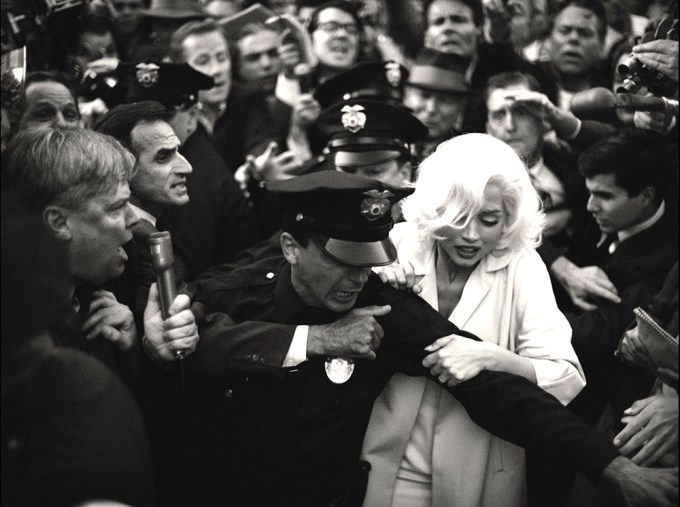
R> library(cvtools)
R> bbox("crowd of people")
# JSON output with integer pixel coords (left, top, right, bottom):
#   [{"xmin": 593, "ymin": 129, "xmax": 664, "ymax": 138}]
[{"xmin": 1, "ymin": 0, "xmax": 678, "ymax": 506}]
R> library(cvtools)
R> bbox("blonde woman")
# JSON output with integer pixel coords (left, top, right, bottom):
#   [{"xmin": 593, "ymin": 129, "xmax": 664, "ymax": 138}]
[{"xmin": 361, "ymin": 133, "xmax": 586, "ymax": 507}]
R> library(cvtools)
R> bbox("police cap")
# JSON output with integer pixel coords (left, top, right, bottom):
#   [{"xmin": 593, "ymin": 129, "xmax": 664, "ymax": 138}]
[
  {"xmin": 314, "ymin": 61, "xmax": 409, "ymax": 109},
  {"xmin": 119, "ymin": 61, "xmax": 214, "ymax": 109},
  {"xmin": 266, "ymin": 171, "xmax": 414, "ymax": 266},
  {"xmin": 316, "ymin": 99, "xmax": 428, "ymax": 168}
]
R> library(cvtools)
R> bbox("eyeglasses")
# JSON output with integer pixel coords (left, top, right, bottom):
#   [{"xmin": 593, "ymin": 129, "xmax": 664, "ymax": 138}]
[{"xmin": 316, "ymin": 21, "xmax": 360, "ymax": 36}]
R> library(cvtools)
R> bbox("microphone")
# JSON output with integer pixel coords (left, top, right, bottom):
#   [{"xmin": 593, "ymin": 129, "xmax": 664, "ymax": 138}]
[
  {"xmin": 571, "ymin": 88, "xmax": 679, "ymax": 120},
  {"xmin": 149, "ymin": 231, "xmax": 183, "ymax": 359}
]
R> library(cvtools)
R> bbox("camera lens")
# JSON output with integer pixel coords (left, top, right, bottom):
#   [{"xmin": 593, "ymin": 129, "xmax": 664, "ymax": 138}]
[
  {"xmin": 616, "ymin": 76, "xmax": 643, "ymax": 94},
  {"xmin": 617, "ymin": 55, "xmax": 641, "ymax": 77}
]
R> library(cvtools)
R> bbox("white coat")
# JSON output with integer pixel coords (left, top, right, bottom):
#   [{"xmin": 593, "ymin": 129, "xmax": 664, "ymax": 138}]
[{"xmin": 361, "ymin": 222, "xmax": 586, "ymax": 507}]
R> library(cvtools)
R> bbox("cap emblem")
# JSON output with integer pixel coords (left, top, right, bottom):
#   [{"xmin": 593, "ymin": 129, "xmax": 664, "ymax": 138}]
[
  {"xmin": 385, "ymin": 62, "xmax": 402, "ymax": 87},
  {"xmin": 136, "ymin": 63, "xmax": 160, "ymax": 88},
  {"xmin": 361, "ymin": 190, "xmax": 394, "ymax": 221},
  {"xmin": 341, "ymin": 104, "xmax": 367, "ymax": 133}
]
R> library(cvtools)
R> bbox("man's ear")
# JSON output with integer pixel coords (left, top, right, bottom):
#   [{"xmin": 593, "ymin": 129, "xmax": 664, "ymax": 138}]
[
  {"xmin": 280, "ymin": 232, "xmax": 300, "ymax": 265},
  {"xmin": 43, "ymin": 205, "xmax": 72, "ymax": 241},
  {"xmin": 398, "ymin": 161, "xmax": 413, "ymax": 183},
  {"xmin": 639, "ymin": 186, "xmax": 656, "ymax": 207}
]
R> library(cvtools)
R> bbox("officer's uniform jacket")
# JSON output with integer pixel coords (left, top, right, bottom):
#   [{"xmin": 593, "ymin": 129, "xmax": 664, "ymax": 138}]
[{"xmin": 184, "ymin": 256, "xmax": 619, "ymax": 506}]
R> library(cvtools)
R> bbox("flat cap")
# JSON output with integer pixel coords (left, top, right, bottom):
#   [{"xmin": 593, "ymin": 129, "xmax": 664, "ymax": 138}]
[
  {"xmin": 119, "ymin": 61, "xmax": 214, "ymax": 108},
  {"xmin": 266, "ymin": 171, "xmax": 413, "ymax": 266},
  {"xmin": 317, "ymin": 99, "xmax": 428, "ymax": 168}
]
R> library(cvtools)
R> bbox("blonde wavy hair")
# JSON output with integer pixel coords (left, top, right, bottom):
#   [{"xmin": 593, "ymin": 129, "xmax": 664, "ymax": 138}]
[{"xmin": 402, "ymin": 133, "xmax": 544, "ymax": 254}]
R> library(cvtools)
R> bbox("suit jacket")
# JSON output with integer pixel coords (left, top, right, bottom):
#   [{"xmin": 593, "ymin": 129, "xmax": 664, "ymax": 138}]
[
  {"xmin": 561, "ymin": 208, "xmax": 679, "ymax": 423},
  {"xmin": 185, "ymin": 256, "xmax": 618, "ymax": 505},
  {"xmin": 362, "ymin": 223, "xmax": 585, "ymax": 507},
  {"xmin": 211, "ymin": 84, "xmax": 279, "ymax": 173}
]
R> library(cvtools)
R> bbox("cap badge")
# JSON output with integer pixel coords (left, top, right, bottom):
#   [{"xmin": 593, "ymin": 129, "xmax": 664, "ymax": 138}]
[
  {"xmin": 341, "ymin": 104, "xmax": 367, "ymax": 133},
  {"xmin": 136, "ymin": 63, "xmax": 160, "ymax": 88},
  {"xmin": 385, "ymin": 62, "xmax": 402, "ymax": 87},
  {"xmin": 361, "ymin": 190, "xmax": 394, "ymax": 221}
]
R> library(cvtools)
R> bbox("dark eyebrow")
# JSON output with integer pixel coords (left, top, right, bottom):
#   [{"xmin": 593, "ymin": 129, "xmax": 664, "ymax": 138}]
[{"xmin": 155, "ymin": 147, "xmax": 176, "ymax": 158}]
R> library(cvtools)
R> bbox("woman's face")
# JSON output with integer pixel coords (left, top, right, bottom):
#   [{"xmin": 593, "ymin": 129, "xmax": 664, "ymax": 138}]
[
  {"xmin": 311, "ymin": 7, "xmax": 360, "ymax": 70},
  {"xmin": 437, "ymin": 183, "xmax": 507, "ymax": 269}
]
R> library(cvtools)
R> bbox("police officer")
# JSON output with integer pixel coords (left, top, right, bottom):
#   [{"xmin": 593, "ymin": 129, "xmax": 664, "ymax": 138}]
[
  {"xmin": 316, "ymin": 98, "xmax": 427, "ymax": 186},
  {"xmin": 179, "ymin": 171, "xmax": 666, "ymax": 506}
]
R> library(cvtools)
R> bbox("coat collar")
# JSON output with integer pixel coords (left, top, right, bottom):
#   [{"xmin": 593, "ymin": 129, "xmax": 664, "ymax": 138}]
[{"xmin": 392, "ymin": 224, "xmax": 515, "ymax": 326}]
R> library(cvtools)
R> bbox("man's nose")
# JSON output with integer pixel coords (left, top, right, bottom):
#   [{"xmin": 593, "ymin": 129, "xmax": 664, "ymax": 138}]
[
  {"xmin": 348, "ymin": 266, "xmax": 371, "ymax": 283},
  {"xmin": 504, "ymin": 111, "xmax": 517, "ymax": 131},
  {"xmin": 176, "ymin": 154, "xmax": 193, "ymax": 174},
  {"xmin": 124, "ymin": 204, "xmax": 140, "ymax": 228},
  {"xmin": 53, "ymin": 112, "xmax": 70, "ymax": 128}
]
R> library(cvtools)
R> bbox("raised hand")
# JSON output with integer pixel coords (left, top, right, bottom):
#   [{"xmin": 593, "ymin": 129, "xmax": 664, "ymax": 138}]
[{"xmin": 82, "ymin": 290, "xmax": 137, "ymax": 351}]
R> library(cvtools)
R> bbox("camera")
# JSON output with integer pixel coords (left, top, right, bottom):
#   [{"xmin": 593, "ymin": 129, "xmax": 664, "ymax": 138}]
[
  {"xmin": 68, "ymin": 60, "xmax": 122, "ymax": 106},
  {"xmin": 616, "ymin": 17, "xmax": 678, "ymax": 97}
]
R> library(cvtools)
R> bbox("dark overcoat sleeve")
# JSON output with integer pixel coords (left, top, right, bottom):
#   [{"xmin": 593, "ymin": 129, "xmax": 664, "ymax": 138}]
[{"xmin": 360, "ymin": 276, "xmax": 620, "ymax": 482}]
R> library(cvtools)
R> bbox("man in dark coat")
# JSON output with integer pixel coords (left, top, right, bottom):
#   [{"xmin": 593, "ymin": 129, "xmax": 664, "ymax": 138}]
[
  {"xmin": 119, "ymin": 60, "xmax": 266, "ymax": 279},
  {"xmin": 170, "ymin": 170, "xmax": 676, "ymax": 506},
  {"xmin": 1, "ymin": 192, "xmax": 157, "ymax": 507},
  {"xmin": 548, "ymin": 131, "xmax": 679, "ymax": 424}
]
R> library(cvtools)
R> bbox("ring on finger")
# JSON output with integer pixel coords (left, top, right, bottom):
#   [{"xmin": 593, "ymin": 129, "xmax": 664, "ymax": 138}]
[{"xmin": 438, "ymin": 374, "xmax": 447, "ymax": 383}]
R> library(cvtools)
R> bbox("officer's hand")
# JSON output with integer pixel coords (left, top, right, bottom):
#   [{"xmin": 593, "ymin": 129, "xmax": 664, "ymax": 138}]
[
  {"xmin": 82, "ymin": 290, "xmax": 137, "ymax": 351},
  {"xmin": 143, "ymin": 283, "xmax": 199, "ymax": 362},
  {"xmin": 374, "ymin": 261, "xmax": 423, "ymax": 294},
  {"xmin": 307, "ymin": 305, "xmax": 391, "ymax": 360}
]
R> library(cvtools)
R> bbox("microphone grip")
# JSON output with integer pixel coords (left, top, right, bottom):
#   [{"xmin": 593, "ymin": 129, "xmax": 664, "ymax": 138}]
[
  {"xmin": 149, "ymin": 231, "xmax": 178, "ymax": 320},
  {"xmin": 156, "ymin": 269, "xmax": 177, "ymax": 320}
]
